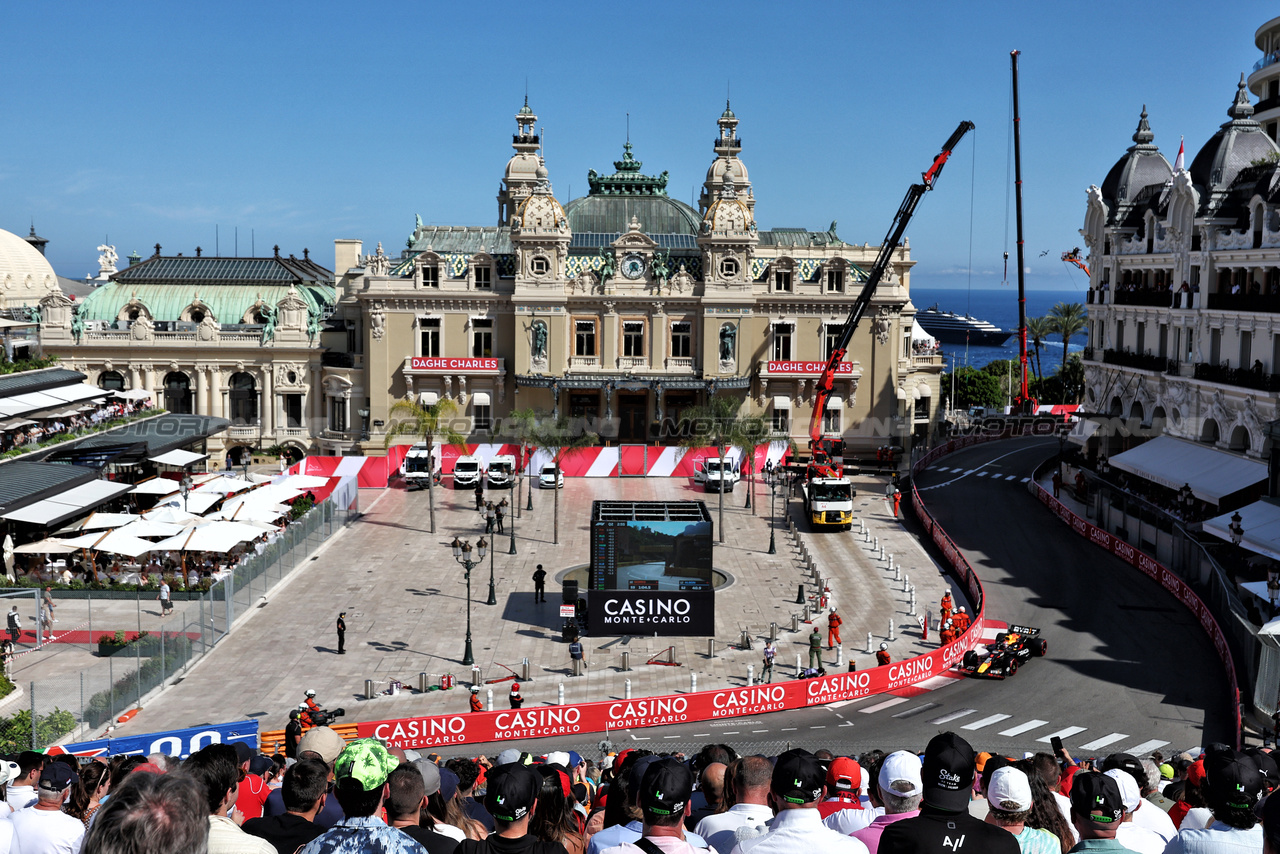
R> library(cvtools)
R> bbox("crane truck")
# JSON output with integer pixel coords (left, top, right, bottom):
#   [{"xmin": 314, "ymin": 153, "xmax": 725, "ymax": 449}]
[{"xmin": 801, "ymin": 121, "xmax": 975, "ymax": 530}]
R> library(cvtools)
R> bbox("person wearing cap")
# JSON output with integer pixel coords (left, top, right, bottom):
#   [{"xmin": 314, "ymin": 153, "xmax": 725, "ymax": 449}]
[
  {"xmin": 983, "ymin": 766, "xmax": 1061, "ymax": 854},
  {"xmin": 263, "ymin": 727, "xmax": 349, "ymax": 830},
  {"xmin": 853, "ymin": 751, "xmax": 924, "ymax": 853},
  {"xmin": 1065, "ymin": 771, "xmax": 1129, "ymax": 852},
  {"xmin": 8, "ymin": 761, "xmax": 84, "ymax": 853},
  {"xmin": 696, "ymin": 756, "xmax": 774, "ymax": 854},
  {"xmin": 385, "ymin": 764, "xmax": 459, "ymax": 854},
  {"xmin": 828, "ymin": 609, "xmax": 843, "ymax": 650},
  {"xmin": 727, "ymin": 749, "xmax": 866, "ymax": 854},
  {"xmin": 455, "ymin": 761, "xmax": 568, "ymax": 854},
  {"xmin": 1099, "ymin": 754, "xmax": 1175, "ymax": 844},
  {"xmin": 236, "ymin": 741, "xmax": 274, "ymax": 821},
  {"xmin": 1164, "ymin": 745, "xmax": 1264, "ymax": 853},
  {"xmin": 243, "ymin": 758, "xmax": 329, "ymax": 854},
  {"xmin": 470, "ymin": 687, "xmax": 485, "ymax": 713},
  {"xmin": 939, "ymin": 589, "xmax": 953, "ymax": 626},
  {"xmin": 1096, "ymin": 769, "xmax": 1162, "ymax": 854},
  {"xmin": 600, "ymin": 757, "xmax": 702, "ymax": 854},
  {"xmin": 183, "ymin": 743, "xmax": 277, "ymax": 854},
  {"xmin": 336, "ymin": 612, "xmax": 346, "ymax": 655},
  {"xmin": 297, "ymin": 738, "xmax": 417, "ymax": 854},
  {"xmin": 809, "ymin": 628, "xmax": 823, "ymax": 671},
  {"xmin": 820, "ymin": 756, "xmax": 876, "ymax": 834},
  {"xmin": 879, "ymin": 732, "xmax": 1020, "ymax": 854},
  {"xmin": 286, "ymin": 710, "xmax": 304, "ymax": 759},
  {"xmin": 588, "ymin": 756, "xmax": 708, "ymax": 854},
  {"xmin": 510, "ymin": 683, "xmax": 524, "ymax": 709}
]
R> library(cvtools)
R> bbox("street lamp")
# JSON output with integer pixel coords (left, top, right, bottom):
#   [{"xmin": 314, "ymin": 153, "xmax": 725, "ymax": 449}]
[
  {"xmin": 526, "ymin": 452, "xmax": 534, "ymax": 512},
  {"xmin": 480, "ymin": 531, "xmax": 498, "ymax": 603},
  {"xmin": 179, "ymin": 473, "xmax": 193, "ymax": 513},
  {"xmin": 508, "ymin": 496, "xmax": 517, "ymax": 556},
  {"xmin": 451, "ymin": 536, "xmax": 486, "ymax": 665},
  {"xmin": 241, "ymin": 456, "xmax": 251, "ymax": 482},
  {"xmin": 1230, "ymin": 512, "xmax": 1245, "ymax": 547},
  {"xmin": 767, "ymin": 469, "xmax": 779, "ymax": 555}
]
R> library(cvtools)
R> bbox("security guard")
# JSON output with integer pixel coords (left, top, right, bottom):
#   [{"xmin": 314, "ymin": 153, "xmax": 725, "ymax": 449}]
[
  {"xmin": 808, "ymin": 628, "xmax": 823, "ymax": 671},
  {"xmin": 827, "ymin": 609, "xmax": 843, "ymax": 650},
  {"xmin": 336, "ymin": 611, "xmax": 346, "ymax": 655},
  {"xmin": 876, "ymin": 642, "xmax": 891, "ymax": 667},
  {"xmin": 939, "ymin": 588, "xmax": 954, "ymax": 626},
  {"xmin": 509, "ymin": 682, "xmax": 524, "ymax": 709},
  {"xmin": 469, "ymin": 686, "xmax": 484, "ymax": 713},
  {"xmin": 284, "ymin": 710, "xmax": 303, "ymax": 759}
]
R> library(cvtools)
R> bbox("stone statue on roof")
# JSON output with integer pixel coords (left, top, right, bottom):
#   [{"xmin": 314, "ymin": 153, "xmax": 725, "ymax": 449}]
[
  {"xmin": 96, "ymin": 244, "xmax": 118, "ymax": 279},
  {"xmin": 70, "ymin": 302, "xmax": 85, "ymax": 344},
  {"xmin": 597, "ymin": 246, "xmax": 615, "ymax": 286},
  {"xmin": 260, "ymin": 305, "xmax": 277, "ymax": 344},
  {"xmin": 652, "ymin": 248, "xmax": 670, "ymax": 290},
  {"xmin": 307, "ymin": 307, "xmax": 320, "ymax": 342}
]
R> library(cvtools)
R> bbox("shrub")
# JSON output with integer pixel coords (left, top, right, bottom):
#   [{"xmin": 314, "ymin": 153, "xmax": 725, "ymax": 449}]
[{"xmin": 0, "ymin": 709, "xmax": 76, "ymax": 753}]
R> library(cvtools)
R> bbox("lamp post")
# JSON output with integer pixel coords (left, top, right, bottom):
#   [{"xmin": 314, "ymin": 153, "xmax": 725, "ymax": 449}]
[
  {"xmin": 241, "ymin": 456, "xmax": 251, "ymax": 482},
  {"xmin": 508, "ymin": 495, "xmax": 517, "ymax": 556},
  {"xmin": 483, "ymin": 529, "xmax": 499, "ymax": 603},
  {"xmin": 526, "ymin": 451, "xmax": 534, "ymax": 512},
  {"xmin": 451, "ymin": 536, "xmax": 486, "ymax": 665},
  {"xmin": 767, "ymin": 469, "xmax": 778, "ymax": 555},
  {"xmin": 1230, "ymin": 511, "xmax": 1244, "ymax": 547},
  {"xmin": 179, "ymin": 473, "xmax": 193, "ymax": 513}
]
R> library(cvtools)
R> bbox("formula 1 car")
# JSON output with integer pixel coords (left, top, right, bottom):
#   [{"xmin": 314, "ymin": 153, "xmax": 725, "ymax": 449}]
[{"xmin": 959, "ymin": 625, "xmax": 1047, "ymax": 679}]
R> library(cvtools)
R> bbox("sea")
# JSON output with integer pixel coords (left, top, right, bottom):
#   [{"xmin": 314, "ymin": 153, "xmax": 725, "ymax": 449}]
[{"xmin": 911, "ymin": 286, "xmax": 1088, "ymax": 371}]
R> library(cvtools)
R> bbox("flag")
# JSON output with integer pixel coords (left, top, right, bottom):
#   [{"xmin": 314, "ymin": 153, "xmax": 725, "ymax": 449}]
[{"xmin": 1174, "ymin": 136, "xmax": 1185, "ymax": 172}]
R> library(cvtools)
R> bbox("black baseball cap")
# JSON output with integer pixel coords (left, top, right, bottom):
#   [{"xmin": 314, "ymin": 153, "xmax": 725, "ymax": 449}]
[
  {"xmin": 639, "ymin": 757, "xmax": 693, "ymax": 817},
  {"xmin": 1204, "ymin": 745, "xmax": 1263, "ymax": 811},
  {"xmin": 1101, "ymin": 753, "xmax": 1147, "ymax": 789},
  {"xmin": 1070, "ymin": 771, "xmax": 1125, "ymax": 826},
  {"xmin": 38, "ymin": 762, "xmax": 78, "ymax": 792},
  {"xmin": 484, "ymin": 762, "xmax": 541, "ymax": 823},
  {"xmin": 1243, "ymin": 748, "xmax": 1279, "ymax": 792},
  {"xmin": 772, "ymin": 749, "xmax": 826, "ymax": 805},
  {"xmin": 921, "ymin": 732, "xmax": 975, "ymax": 812}
]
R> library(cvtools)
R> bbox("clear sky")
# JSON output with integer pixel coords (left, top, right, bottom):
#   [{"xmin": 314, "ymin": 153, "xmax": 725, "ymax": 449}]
[{"xmin": 4, "ymin": 1, "xmax": 1277, "ymax": 293}]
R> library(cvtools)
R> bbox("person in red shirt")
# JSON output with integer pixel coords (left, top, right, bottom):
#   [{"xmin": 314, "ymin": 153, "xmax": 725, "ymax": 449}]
[
  {"xmin": 827, "ymin": 610, "xmax": 843, "ymax": 650},
  {"xmin": 469, "ymin": 687, "xmax": 483, "ymax": 713},
  {"xmin": 952, "ymin": 607, "xmax": 970, "ymax": 634},
  {"xmin": 1168, "ymin": 759, "xmax": 1206, "ymax": 828},
  {"xmin": 939, "ymin": 621, "xmax": 956, "ymax": 646},
  {"xmin": 876, "ymin": 643, "xmax": 891, "ymax": 666},
  {"xmin": 303, "ymin": 690, "xmax": 321, "ymax": 717},
  {"xmin": 939, "ymin": 589, "xmax": 953, "ymax": 626},
  {"xmin": 233, "ymin": 742, "xmax": 272, "ymax": 821}
]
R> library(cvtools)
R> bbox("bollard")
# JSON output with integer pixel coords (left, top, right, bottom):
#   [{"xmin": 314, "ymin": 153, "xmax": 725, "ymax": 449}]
[
  {"xmin": 572, "ymin": 659, "xmax": 582, "ymax": 677},
  {"xmin": 558, "ymin": 682, "xmax": 565, "ymax": 705},
  {"xmin": 888, "ymin": 554, "xmax": 895, "ymax": 571},
  {"xmin": 486, "ymin": 688, "xmax": 493, "ymax": 711},
  {"xmin": 365, "ymin": 679, "xmax": 376, "ymax": 700},
  {"xmin": 864, "ymin": 528, "xmax": 870, "ymax": 543},
  {"xmin": 770, "ymin": 621, "xmax": 778, "ymax": 641},
  {"xmin": 748, "ymin": 664, "xmax": 755, "ymax": 686},
  {"xmin": 836, "ymin": 645, "xmax": 844, "ymax": 666},
  {"xmin": 708, "ymin": 638, "xmax": 716, "ymax": 658},
  {"xmin": 904, "ymin": 573, "xmax": 910, "ymax": 593},
  {"xmin": 894, "ymin": 564, "xmax": 901, "ymax": 581},
  {"xmin": 888, "ymin": 619, "xmax": 896, "ymax": 641},
  {"xmin": 803, "ymin": 603, "xmax": 811, "ymax": 622},
  {"xmin": 691, "ymin": 673, "xmax": 697, "ymax": 693},
  {"xmin": 867, "ymin": 632, "xmax": 874, "ymax": 653},
  {"xmin": 790, "ymin": 614, "xmax": 800, "ymax": 632},
  {"xmin": 740, "ymin": 629, "xmax": 752, "ymax": 650},
  {"xmin": 909, "ymin": 592, "xmax": 917, "ymax": 616},
  {"xmin": 625, "ymin": 678, "xmax": 632, "ymax": 699},
  {"xmin": 472, "ymin": 666, "xmax": 482, "ymax": 685},
  {"xmin": 795, "ymin": 654, "xmax": 803, "ymax": 677},
  {"xmin": 418, "ymin": 672, "xmax": 429, "ymax": 693},
  {"xmin": 879, "ymin": 545, "xmax": 885, "ymax": 560},
  {"xmin": 621, "ymin": 650, "xmax": 631, "ymax": 672},
  {"xmin": 796, "ymin": 584, "xmax": 805, "ymax": 604},
  {"xmin": 521, "ymin": 657, "xmax": 530, "ymax": 681}
]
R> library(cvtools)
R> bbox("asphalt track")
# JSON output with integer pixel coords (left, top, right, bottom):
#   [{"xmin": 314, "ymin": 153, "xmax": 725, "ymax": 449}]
[{"xmin": 439, "ymin": 437, "xmax": 1234, "ymax": 759}]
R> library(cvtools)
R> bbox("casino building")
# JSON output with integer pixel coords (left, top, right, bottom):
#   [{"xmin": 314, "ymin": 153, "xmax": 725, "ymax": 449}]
[{"xmin": 322, "ymin": 101, "xmax": 944, "ymax": 456}]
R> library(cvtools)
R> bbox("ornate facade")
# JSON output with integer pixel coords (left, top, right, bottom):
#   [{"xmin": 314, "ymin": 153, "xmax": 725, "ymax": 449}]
[
  {"xmin": 323, "ymin": 101, "xmax": 943, "ymax": 456},
  {"xmin": 38, "ymin": 247, "xmax": 335, "ymax": 464}
]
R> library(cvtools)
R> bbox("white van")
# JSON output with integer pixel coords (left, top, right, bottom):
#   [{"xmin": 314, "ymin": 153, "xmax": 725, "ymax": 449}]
[
  {"xmin": 702, "ymin": 458, "xmax": 740, "ymax": 493},
  {"xmin": 453, "ymin": 455, "xmax": 482, "ymax": 489},
  {"xmin": 401, "ymin": 443, "xmax": 434, "ymax": 488},
  {"xmin": 487, "ymin": 455, "xmax": 516, "ymax": 489}
]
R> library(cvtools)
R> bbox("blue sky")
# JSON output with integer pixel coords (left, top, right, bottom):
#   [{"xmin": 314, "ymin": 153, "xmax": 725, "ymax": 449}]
[{"xmin": 4, "ymin": 1, "xmax": 1277, "ymax": 291}]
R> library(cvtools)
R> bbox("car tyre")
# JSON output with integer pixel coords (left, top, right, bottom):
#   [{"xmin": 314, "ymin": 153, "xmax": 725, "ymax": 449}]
[
  {"xmin": 994, "ymin": 632, "xmax": 1008, "ymax": 646},
  {"xmin": 962, "ymin": 650, "xmax": 979, "ymax": 669},
  {"xmin": 1006, "ymin": 659, "xmax": 1019, "ymax": 676},
  {"xmin": 1032, "ymin": 638, "xmax": 1048, "ymax": 657}
]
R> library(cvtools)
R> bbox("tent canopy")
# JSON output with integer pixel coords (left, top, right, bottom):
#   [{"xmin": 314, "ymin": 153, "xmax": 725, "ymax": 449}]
[
  {"xmin": 1205, "ymin": 499, "xmax": 1280, "ymax": 562},
  {"xmin": 154, "ymin": 521, "xmax": 263, "ymax": 553},
  {"xmin": 149, "ymin": 449, "xmax": 209, "ymax": 467},
  {"xmin": 0, "ymin": 480, "xmax": 133, "ymax": 527},
  {"xmin": 130, "ymin": 478, "xmax": 181, "ymax": 496},
  {"xmin": 1109, "ymin": 436, "xmax": 1267, "ymax": 504}
]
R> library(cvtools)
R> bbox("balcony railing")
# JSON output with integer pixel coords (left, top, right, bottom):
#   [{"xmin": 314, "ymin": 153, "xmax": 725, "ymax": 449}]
[
  {"xmin": 569, "ymin": 356, "xmax": 600, "ymax": 370},
  {"xmin": 1254, "ymin": 51, "xmax": 1280, "ymax": 73},
  {"xmin": 1101, "ymin": 349, "xmax": 1179, "ymax": 374},
  {"xmin": 617, "ymin": 357, "xmax": 647, "ymax": 370},
  {"xmin": 1193, "ymin": 362, "xmax": 1280, "ymax": 391},
  {"xmin": 714, "ymin": 136, "xmax": 742, "ymax": 148},
  {"xmin": 227, "ymin": 424, "xmax": 261, "ymax": 439},
  {"xmin": 1205, "ymin": 292, "xmax": 1280, "ymax": 312},
  {"xmin": 1113, "ymin": 289, "xmax": 1173, "ymax": 307},
  {"xmin": 322, "ymin": 352, "xmax": 355, "ymax": 368},
  {"xmin": 665, "ymin": 357, "xmax": 694, "ymax": 371}
]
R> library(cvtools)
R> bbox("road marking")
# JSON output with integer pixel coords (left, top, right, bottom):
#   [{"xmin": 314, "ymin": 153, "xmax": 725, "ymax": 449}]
[
  {"xmin": 860, "ymin": 697, "xmax": 910, "ymax": 714},
  {"xmin": 781, "ymin": 727, "xmax": 797, "ymax": 731},
  {"xmin": 828, "ymin": 697, "xmax": 875, "ymax": 709},
  {"xmin": 892, "ymin": 703, "xmax": 940, "ymax": 719},
  {"xmin": 1037, "ymin": 726, "xmax": 1088, "ymax": 743},
  {"xmin": 839, "ymin": 721, "xmax": 855, "ymax": 727},
  {"xmin": 723, "ymin": 731, "xmax": 740, "ymax": 735},
  {"xmin": 1125, "ymin": 739, "xmax": 1171, "ymax": 754},
  {"xmin": 1020, "ymin": 477, "xmax": 1030, "ymax": 483},
  {"xmin": 962, "ymin": 714, "xmax": 1013, "ymax": 731},
  {"xmin": 810, "ymin": 725, "xmax": 826, "ymax": 729},
  {"xmin": 629, "ymin": 735, "xmax": 650, "ymax": 741},
  {"xmin": 1078, "ymin": 733, "xmax": 1130, "ymax": 751},
  {"xmin": 925, "ymin": 448, "xmax": 1036, "ymax": 490},
  {"xmin": 927, "ymin": 708, "xmax": 978, "ymax": 724},
  {"xmin": 998, "ymin": 719, "xmax": 1049, "ymax": 736},
  {"xmin": 692, "ymin": 734, "xmax": 710, "ymax": 738},
  {"xmin": 751, "ymin": 729, "xmax": 769, "ymax": 733},
  {"xmin": 1006, "ymin": 475, "xmax": 1019, "ymax": 481},
  {"xmin": 976, "ymin": 471, "xmax": 988, "ymax": 477}
]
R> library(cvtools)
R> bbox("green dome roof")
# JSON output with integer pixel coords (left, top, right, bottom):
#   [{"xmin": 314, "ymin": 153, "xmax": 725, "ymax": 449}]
[{"xmin": 565, "ymin": 194, "xmax": 702, "ymax": 235}]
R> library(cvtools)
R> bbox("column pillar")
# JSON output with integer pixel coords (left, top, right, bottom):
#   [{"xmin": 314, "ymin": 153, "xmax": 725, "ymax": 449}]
[
  {"xmin": 343, "ymin": 392, "xmax": 352, "ymax": 433},
  {"xmin": 651, "ymin": 303, "xmax": 666, "ymax": 369},
  {"xmin": 195, "ymin": 368, "xmax": 209, "ymax": 415},
  {"xmin": 209, "ymin": 369, "xmax": 223, "ymax": 418},
  {"xmin": 261, "ymin": 368, "xmax": 274, "ymax": 434},
  {"xmin": 145, "ymin": 367, "xmax": 156, "ymax": 393},
  {"xmin": 129, "ymin": 365, "xmax": 141, "ymax": 390}
]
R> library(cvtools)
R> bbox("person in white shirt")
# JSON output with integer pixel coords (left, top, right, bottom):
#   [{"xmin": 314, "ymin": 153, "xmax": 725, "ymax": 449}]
[
  {"xmin": 695, "ymin": 757, "xmax": 775, "ymax": 854},
  {"xmin": 601, "ymin": 758, "xmax": 705, "ymax": 854},
  {"xmin": 1099, "ymin": 753, "xmax": 1176, "ymax": 845},
  {"xmin": 5, "ymin": 752, "xmax": 43, "ymax": 811},
  {"xmin": 731, "ymin": 750, "xmax": 868, "ymax": 854},
  {"xmin": 1101, "ymin": 769, "xmax": 1164, "ymax": 854},
  {"xmin": 9, "ymin": 762, "xmax": 85, "ymax": 854}
]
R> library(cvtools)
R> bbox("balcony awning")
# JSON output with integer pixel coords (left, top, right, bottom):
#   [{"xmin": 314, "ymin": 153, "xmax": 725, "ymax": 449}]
[
  {"xmin": 1204, "ymin": 500, "xmax": 1280, "ymax": 561},
  {"xmin": 471, "ymin": 392, "xmax": 491, "ymax": 406},
  {"xmin": 418, "ymin": 392, "xmax": 439, "ymax": 406},
  {"xmin": 150, "ymin": 449, "xmax": 209, "ymax": 467},
  {"xmin": 827, "ymin": 396, "xmax": 845, "ymax": 410},
  {"xmin": 1109, "ymin": 435, "xmax": 1267, "ymax": 504},
  {"xmin": 0, "ymin": 480, "xmax": 133, "ymax": 527},
  {"xmin": 772, "ymin": 396, "xmax": 791, "ymax": 409}
]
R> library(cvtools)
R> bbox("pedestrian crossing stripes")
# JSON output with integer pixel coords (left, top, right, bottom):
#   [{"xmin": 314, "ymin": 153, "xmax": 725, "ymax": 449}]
[
  {"xmin": 1037, "ymin": 726, "xmax": 1088, "ymax": 743},
  {"xmin": 1078, "ymin": 733, "xmax": 1130, "ymax": 751},
  {"xmin": 1125, "ymin": 739, "xmax": 1171, "ymax": 754},
  {"xmin": 921, "ymin": 467, "xmax": 1030, "ymax": 483},
  {"xmin": 892, "ymin": 703, "xmax": 940, "ymax": 719},
  {"xmin": 998, "ymin": 719, "xmax": 1049, "ymax": 736},
  {"xmin": 859, "ymin": 697, "xmax": 910, "ymax": 714},
  {"xmin": 927, "ymin": 708, "xmax": 977, "ymax": 725},
  {"xmin": 961, "ymin": 713, "xmax": 1013, "ymax": 731}
]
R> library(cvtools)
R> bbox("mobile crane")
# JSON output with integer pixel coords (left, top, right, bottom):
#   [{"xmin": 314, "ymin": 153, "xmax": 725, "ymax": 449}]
[
  {"xmin": 1061, "ymin": 247, "xmax": 1090, "ymax": 277},
  {"xmin": 801, "ymin": 121, "xmax": 975, "ymax": 529}
]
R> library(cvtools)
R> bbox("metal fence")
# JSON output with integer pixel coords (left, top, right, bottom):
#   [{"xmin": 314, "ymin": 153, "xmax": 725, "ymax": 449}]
[{"xmin": 1, "ymin": 498, "xmax": 356, "ymax": 750}]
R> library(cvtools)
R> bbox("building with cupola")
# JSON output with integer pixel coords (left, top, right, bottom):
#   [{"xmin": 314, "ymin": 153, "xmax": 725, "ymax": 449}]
[{"xmin": 322, "ymin": 100, "xmax": 943, "ymax": 456}]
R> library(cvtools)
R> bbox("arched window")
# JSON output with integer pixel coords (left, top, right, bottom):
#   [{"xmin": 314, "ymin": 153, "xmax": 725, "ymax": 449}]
[
  {"xmin": 164, "ymin": 372, "xmax": 192, "ymax": 415},
  {"xmin": 229, "ymin": 373, "xmax": 258, "ymax": 424},
  {"xmin": 97, "ymin": 371, "xmax": 125, "ymax": 391}
]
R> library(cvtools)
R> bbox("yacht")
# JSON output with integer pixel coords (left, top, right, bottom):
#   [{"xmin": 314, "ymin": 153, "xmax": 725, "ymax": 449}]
[{"xmin": 916, "ymin": 305, "xmax": 1012, "ymax": 346}]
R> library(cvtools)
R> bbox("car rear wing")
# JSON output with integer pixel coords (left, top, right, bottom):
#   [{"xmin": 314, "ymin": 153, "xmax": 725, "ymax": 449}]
[{"xmin": 1008, "ymin": 624, "xmax": 1041, "ymax": 636}]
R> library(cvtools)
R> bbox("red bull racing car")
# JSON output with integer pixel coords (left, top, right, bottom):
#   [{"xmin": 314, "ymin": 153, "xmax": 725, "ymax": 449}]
[{"xmin": 959, "ymin": 625, "xmax": 1048, "ymax": 679}]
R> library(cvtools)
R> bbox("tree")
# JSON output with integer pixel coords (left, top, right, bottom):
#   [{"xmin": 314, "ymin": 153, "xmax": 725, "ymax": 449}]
[
  {"xmin": 735, "ymin": 414, "xmax": 772, "ymax": 516},
  {"xmin": 1026, "ymin": 315, "xmax": 1054, "ymax": 380},
  {"xmin": 678, "ymin": 395, "xmax": 758, "ymax": 543},
  {"xmin": 1048, "ymin": 302, "xmax": 1087, "ymax": 374},
  {"xmin": 383, "ymin": 397, "xmax": 466, "ymax": 534},
  {"xmin": 941, "ymin": 367, "xmax": 1003, "ymax": 410},
  {"xmin": 502, "ymin": 407, "xmax": 538, "ymax": 516},
  {"xmin": 525, "ymin": 412, "xmax": 598, "ymax": 545}
]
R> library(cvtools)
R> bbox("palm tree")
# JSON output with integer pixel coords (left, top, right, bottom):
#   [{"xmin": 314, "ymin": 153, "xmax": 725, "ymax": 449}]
[
  {"xmin": 1048, "ymin": 302, "xmax": 1088, "ymax": 374},
  {"xmin": 526, "ymin": 412, "xmax": 598, "ymax": 545},
  {"xmin": 736, "ymin": 414, "xmax": 772, "ymax": 516},
  {"xmin": 679, "ymin": 395, "xmax": 754, "ymax": 543},
  {"xmin": 1025, "ymin": 315, "xmax": 1054, "ymax": 380},
  {"xmin": 502, "ymin": 407, "xmax": 538, "ymax": 516},
  {"xmin": 383, "ymin": 397, "xmax": 465, "ymax": 534}
]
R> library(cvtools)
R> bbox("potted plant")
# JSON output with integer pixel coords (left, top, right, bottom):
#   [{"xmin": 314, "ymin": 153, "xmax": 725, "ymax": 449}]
[{"xmin": 97, "ymin": 631, "xmax": 129, "ymax": 657}]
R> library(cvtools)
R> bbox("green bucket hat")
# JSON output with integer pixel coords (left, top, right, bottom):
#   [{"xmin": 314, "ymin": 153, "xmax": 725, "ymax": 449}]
[{"xmin": 334, "ymin": 739, "xmax": 400, "ymax": 791}]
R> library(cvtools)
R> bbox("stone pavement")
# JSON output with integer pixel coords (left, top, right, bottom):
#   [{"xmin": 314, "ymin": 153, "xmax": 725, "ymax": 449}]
[{"xmin": 96, "ymin": 468, "xmax": 959, "ymax": 739}]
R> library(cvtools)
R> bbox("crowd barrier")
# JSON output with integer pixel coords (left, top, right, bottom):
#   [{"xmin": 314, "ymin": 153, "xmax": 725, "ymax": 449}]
[
  {"xmin": 1032, "ymin": 482, "xmax": 1243, "ymax": 748},
  {"xmin": 49, "ymin": 719, "xmax": 258, "ymax": 759},
  {"xmin": 255, "ymin": 439, "xmax": 998, "ymax": 752}
]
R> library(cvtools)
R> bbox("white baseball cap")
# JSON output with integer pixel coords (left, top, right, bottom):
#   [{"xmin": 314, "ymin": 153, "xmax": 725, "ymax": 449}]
[
  {"xmin": 545, "ymin": 751, "xmax": 571, "ymax": 768},
  {"xmin": 878, "ymin": 750, "xmax": 923, "ymax": 798},
  {"xmin": 1104, "ymin": 768, "xmax": 1140, "ymax": 813},
  {"xmin": 988, "ymin": 766, "xmax": 1033, "ymax": 812}
]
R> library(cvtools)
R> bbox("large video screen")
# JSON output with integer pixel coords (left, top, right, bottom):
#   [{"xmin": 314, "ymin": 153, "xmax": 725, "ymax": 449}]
[{"xmin": 590, "ymin": 514, "xmax": 713, "ymax": 592}]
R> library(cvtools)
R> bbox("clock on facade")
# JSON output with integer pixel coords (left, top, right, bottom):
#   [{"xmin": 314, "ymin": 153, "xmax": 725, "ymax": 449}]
[{"xmin": 621, "ymin": 253, "xmax": 646, "ymax": 279}]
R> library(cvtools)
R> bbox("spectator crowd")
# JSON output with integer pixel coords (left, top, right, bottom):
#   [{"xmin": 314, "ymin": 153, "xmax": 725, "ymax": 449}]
[{"xmin": 0, "ymin": 726, "xmax": 1271, "ymax": 853}]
